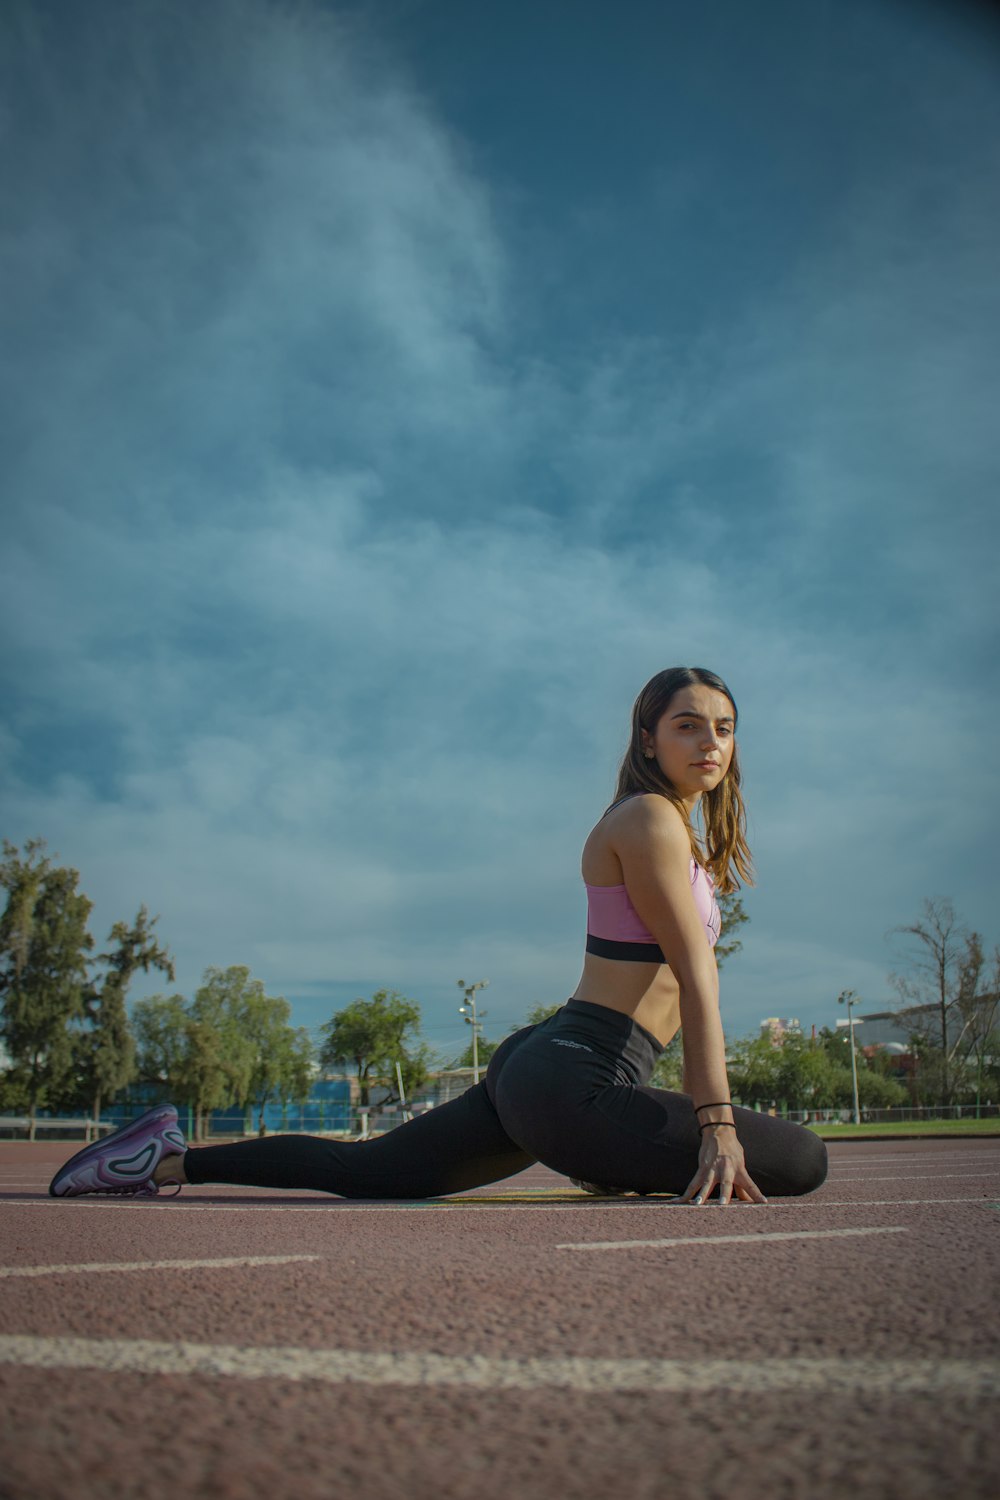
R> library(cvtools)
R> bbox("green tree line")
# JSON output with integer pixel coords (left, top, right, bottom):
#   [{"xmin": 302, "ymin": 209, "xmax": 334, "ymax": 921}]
[
  {"xmin": 3, "ymin": 841, "xmax": 997, "ymax": 1134},
  {"xmin": 0, "ymin": 841, "xmax": 443, "ymax": 1137},
  {"xmin": 133, "ymin": 968, "xmax": 314, "ymax": 1138},
  {"xmin": 0, "ymin": 840, "xmax": 313, "ymax": 1138}
]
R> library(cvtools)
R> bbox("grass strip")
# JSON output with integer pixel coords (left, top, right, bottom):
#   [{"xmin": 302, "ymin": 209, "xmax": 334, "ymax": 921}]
[{"xmin": 808, "ymin": 1118, "xmax": 1000, "ymax": 1139}]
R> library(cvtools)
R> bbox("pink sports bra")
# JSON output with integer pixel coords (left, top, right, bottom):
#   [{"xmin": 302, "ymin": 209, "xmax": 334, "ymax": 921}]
[{"xmin": 584, "ymin": 795, "xmax": 722, "ymax": 963}]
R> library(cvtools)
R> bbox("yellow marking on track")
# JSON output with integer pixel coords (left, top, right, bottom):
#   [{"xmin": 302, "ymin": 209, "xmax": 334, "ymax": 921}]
[
  {"xmin": 7, "ymin": 1196, "xmax": 993, "ymax": 1214},
  {"xmin": 434, "ymin": 1191, "xmax": 669, "ymax": 1204}
]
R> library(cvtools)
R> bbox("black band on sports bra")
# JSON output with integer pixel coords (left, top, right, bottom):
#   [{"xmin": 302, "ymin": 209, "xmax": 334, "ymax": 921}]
[{"xmin": 585, "ymin": 933, "xmax": 666, "ymax": 964}]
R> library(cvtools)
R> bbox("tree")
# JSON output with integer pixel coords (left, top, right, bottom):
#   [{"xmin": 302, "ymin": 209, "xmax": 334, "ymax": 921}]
[
  {"xmin": 187, "ymin": 967, "xmax": 257, "ymax": 1137},
  {"xmin": 891, "ymin": 899, "xmax": 982, "ymax": 1105},
  {"xmin": 0, "ymin": 840, "xmax": 94, "ymax": 1137},
  {"xmin": 650, "ymin": 1034, "xmax": 684, "ymax": 1090},
  {"xmin": 715, "ymin": 891, "xmax": 749, "ymax": 970},
  {"xmin": 383, "ymin": 1042, "xmax": 434, "ymax": 1108},
  {"xmin": 276, "ymin": 1027, "xmax": 316, "ymax": 1127},
  {"xmin": 727, "ymin": 1032, "xmax": 783, "ymax": 1108},
  {"xmin": 729, "ymin": 1028, "xmax": 907, "ymax": 1113},
  {"xmin": 133, "ymin": 968, "xmax": 274, "ymax": 1139},
  {"xmin": 237, "ymin": 983, "xmax": 316, "ymax": 1133},
  {"xmin": 816, "ymin": 1024, "xmax": 855, "ymax": 1068},
  {"xmin": 241, "ymin": 989, "xmax": 293, "ymax": 1131},
  {"xmin": 319, "ymin": 990, "xmax": 423, "ymax": 1106},
  {"xmin": 133, "ymin": 989, "xmax": 233, "ymax": 1136},
  {"xmin": 955, "ymin": 938, "xmax": 1000, "ymax": 1111},
  {"xmin": 83, "ymin": 906, "xmax": 174, "ymax": 1122},
  {"xmin": 524, "ymin": 1002, "xmax": 561, "ymax": 1026},
  {"xmin": 854, "ymin": 1067, "xmax": 908, "ymax": 1110},
  {"xmin": 132, "ymin": 989, "xmax": 188, "ymax": 1111},
  {"xmin": 771, "ymin": 1034, "xmax": 851, "ymax": 1112},
  {"xmin": 449, "ymin": 1037, "xmax": 500, "ymax": 1070}
]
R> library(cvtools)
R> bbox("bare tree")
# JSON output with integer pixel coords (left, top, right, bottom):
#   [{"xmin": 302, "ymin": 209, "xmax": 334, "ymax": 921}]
[
  {"xmin": 891, "ymin": 898, "xmax": 973, "ymax": 1105},
  {"xmin": 958, "ymin": 940, "xmax": 1000, "ymax": 1111}
]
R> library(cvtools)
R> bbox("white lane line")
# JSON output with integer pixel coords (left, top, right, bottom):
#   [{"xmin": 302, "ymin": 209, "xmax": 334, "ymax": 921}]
[
  {"xmin": 667, "ymin": 1198, "xmax": 999, "ymax": 1210},
  {"xmin": 833, "ymin": 1152, "xmax": 1000, "ymax": 1160},
  {"xmin": 0, "ymin": 1336, "xmax": 995, "ymax": 1395},
  {"xmin": 833, "ymin": 1166, "xmax": 1000, "ymax": 1175},
  {"xmin": 828, "ymin": 1150, "xmax": 1000, "ymax": 1158},
  {"xmin": 0, "ymin": 1255, "xmax": 320, "ymax": 1280},
  {"xmin": 832, "ymin": 1162, "xmax": 1000, "ymax": 1172},
  {"xmin": 4, "ymin": 1197, "xmax": 994, "ymax": 1213},
  {"xmin": 768, "ymin": 1198, "xmax": 992, "ymax": 1208},
  {"xmin": 557, "ymin": 1227, "xmax": 907, "ymax": 1252},
  {"xmin": 828, "ymin": 1172, "xmax": 1000, "ymax": 1183},
  {"xmin": 9, "ymin": 1200, "xmax": 660, "ymax": 1214},
  {"xmin": 1, "ymin": 1338, "xmax": 995, "ymax": 1392}
]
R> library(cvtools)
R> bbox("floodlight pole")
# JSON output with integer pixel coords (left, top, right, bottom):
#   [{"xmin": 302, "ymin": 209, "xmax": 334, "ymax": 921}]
[
  {"xmin": 457, "ymin": 978, "xmax": 489, "ymax": 1085},
  {"xmin": 838, "ymin": 989, "xmax": 862, "ymax": 1126}
]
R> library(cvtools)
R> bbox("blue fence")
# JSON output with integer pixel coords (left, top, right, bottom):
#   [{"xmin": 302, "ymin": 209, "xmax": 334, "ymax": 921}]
[{"xmin": 91, "ymin": 1078, "xmax": 356, "ymax": 1137}]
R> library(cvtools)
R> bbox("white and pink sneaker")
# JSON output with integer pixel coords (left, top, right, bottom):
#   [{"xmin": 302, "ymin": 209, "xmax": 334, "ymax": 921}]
[{"xmin": 49, "ymin": 1104, "xmax": 186, "ymax": 1197}]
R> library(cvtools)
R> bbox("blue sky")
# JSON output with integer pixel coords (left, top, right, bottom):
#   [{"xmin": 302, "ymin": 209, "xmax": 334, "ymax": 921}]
[{"xmin": 2, "ymin": 0, "xmax": 998, "ymax": 1060}]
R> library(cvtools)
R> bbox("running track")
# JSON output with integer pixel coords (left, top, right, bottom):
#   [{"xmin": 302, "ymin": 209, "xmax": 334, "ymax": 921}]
[{"xmin": 1, "ymin": 1136, "xmax": 998, "ymax": 1500}]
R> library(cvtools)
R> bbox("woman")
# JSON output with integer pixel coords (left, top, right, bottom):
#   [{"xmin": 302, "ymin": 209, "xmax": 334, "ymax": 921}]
[{"xmin": 50, "ymin": 667, "xmax": 827, "ymax": 1206}]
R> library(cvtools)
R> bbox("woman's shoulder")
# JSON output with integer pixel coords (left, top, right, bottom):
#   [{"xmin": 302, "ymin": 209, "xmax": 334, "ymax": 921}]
[
  {"xmin": 583, "ymin": 791, "xmax": 693, "ymax": 886},
  {"xmin": 601, "ymin": 792, "xmax": 689, "ymax": 844}
]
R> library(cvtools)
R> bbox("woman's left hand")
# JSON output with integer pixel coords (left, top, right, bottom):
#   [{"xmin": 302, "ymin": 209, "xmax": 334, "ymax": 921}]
[{"xmin": 679, "ymin": 1124, "xmax": 767, "ymax": 1206}]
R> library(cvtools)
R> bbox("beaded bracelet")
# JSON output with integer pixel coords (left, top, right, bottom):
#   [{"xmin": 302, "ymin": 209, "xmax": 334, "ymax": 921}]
[
  {"xmin": 694, "ymin": 1101, "xmax": 733, "ymax": 1113},
  {"xmin": 698, "ymin": 1119, "xmax": 735, "ymax": 1132}
]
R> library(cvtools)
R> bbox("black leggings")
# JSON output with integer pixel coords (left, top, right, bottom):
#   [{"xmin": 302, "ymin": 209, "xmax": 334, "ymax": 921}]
[{"xmin": 184, "ymin": 1000, "xmax": 828, "ymax": 1199}]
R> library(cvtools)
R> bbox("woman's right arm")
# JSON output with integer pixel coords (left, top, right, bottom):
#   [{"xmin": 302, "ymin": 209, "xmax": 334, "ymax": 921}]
[{"xmin": 612, "ymin": 798, "xmax": 766, "ymax": 1206}]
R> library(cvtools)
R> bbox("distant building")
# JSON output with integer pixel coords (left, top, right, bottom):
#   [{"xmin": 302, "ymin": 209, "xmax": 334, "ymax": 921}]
[
  {"xmin": 847, "ymin": 997, "xmax": 997, "ymax": 1051},
  {"xmin": 843, "ymin": 1005, "xmax": 934, "ymax": 1048},
  {"xmin": 760, "ymin": 1017, "xmax": 801, "ymax": 1043}
]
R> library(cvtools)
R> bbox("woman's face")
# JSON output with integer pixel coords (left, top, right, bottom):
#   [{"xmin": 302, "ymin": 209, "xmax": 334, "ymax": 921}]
[{"xmin": 642, "ymin": 683, "xmax": 736, "ymax": 804}]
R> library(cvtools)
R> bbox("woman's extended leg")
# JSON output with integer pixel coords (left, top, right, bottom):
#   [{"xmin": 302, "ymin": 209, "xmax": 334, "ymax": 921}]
[{"xmin": 181, "ymin": 1081, "xmax": 535, "ymax": 1198}]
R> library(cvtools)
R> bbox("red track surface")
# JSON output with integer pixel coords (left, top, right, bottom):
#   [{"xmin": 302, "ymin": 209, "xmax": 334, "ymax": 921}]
[{"xmin": 1, "ymin": 1137, "xmax": 998, "ymax": 1500}]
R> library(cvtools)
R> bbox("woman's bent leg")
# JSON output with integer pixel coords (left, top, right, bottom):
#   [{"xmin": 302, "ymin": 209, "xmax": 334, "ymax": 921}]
[
  {"xmin": 492, "ymin": 1037, "xmax": 827, "ymax": 1197},
  {"xmin": 573, "ymin": 1083, "xmax": 828, "ymax": 1197},
  {"xmin": 184, "ymin": 1082, "xmax": 535, "ymax": 1199}
]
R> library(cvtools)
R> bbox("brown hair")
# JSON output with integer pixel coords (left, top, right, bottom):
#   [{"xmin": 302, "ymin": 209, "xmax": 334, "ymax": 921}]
[{"xmin": 611, "ymin": 666, "xmax": 753, "ymax": 892}]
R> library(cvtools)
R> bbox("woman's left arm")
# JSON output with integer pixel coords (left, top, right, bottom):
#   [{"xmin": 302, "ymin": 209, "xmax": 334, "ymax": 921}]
[{"xmin": 613, "ymin": 800, "xmax": 765, "ymax": 1206}]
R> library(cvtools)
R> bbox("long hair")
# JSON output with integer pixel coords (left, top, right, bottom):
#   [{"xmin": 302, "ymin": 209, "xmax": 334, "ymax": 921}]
[{"xmin": 612, "ymin": 666, "xmax": 753, "ymax": 893}]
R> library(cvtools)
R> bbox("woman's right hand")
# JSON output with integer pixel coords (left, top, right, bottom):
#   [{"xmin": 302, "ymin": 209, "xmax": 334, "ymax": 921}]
[{"xmin": 679, "ymin": 1124, "xmax": 767, "ymax": 1206}]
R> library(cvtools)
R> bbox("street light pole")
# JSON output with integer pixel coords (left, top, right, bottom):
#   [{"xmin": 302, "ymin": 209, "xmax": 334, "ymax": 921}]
[
  {"xmin": 838, "ymin": 989, "xmax": 862, "ymax": 1126},
  {"xmin": 457, "ymin": 978, "xmax": 489, "ymax": 1085}
]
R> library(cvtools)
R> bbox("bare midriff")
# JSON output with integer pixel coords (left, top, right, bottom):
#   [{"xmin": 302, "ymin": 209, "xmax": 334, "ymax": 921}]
[
  {"xmin": 573, "ymin": 799, "xmax": 690, "ymax": 1047},
  {"xmin": 571, "ymin": 953, "xmax": 681, "ymax": 1047}
]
